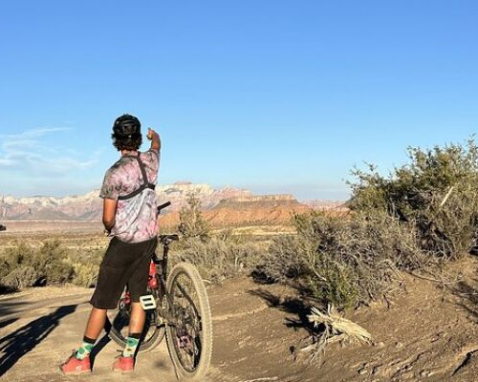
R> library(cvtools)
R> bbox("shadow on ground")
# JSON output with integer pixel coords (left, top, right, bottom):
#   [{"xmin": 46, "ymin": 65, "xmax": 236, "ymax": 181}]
[
  {"xmin": 0, "ymin": 300, "xmax": 31, "ymax": 334},
  {"xmin": 0, "ymin": 318, "xmax": 18, "ymax": 331},
  {"xmin": 0, "ymin": 304, "xmax": 77, "ymax": 377},
  {"xmin": 248, "ymin": 288, "xmax": 317, "ymax": 333},
  {"xmin": 453, "ymin": 280, "xmax": 478, "ymax": 321},
  {"xmin": 0, "ymin": 300, "xmax": 29, "ymax": 317}
]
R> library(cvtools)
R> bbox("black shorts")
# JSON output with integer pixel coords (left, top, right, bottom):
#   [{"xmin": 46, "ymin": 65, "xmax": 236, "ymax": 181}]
[{"xmin": 90, "ymin": 236, "xmax": 158, "ymax": 309}]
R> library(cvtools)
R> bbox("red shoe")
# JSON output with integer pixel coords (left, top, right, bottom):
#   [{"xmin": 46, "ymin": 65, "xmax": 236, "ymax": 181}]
[
  {"xmin": 112, "ymin": 356, "xmax": 135, "ymax": 373},
  {"xmin": 60, "ymin": 351, "xmax": 91, "ymax": 375}
]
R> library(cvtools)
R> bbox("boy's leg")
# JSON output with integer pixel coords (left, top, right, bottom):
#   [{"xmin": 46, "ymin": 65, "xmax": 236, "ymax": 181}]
[
  {"xmin": 113, "ymin": 239, "xmax": 156, "ymax": 373},
  {"xmin": 61, "ymin": 307, "xmax": 107, "ymax": 372},
  {"xmin": 122, "ymin": 302, "xmax": 145, "ymax": 357},
  {"xmin": 62, "ymin": 237, "xmax": 134, "ymax": 375},
  {"xmin": 73, "ymin": 307, "xmax": 107, "ymax": 360},
  {"xmin": 129, "ymin": 302, "xmax": 146, "ymax": 335},
  {"xmin": 85, "ymin": 307, "xmax": 108, "ymax": 339},
  {"xmin": 61, "ymin": 239, "xmax": 116, "ymax": 375},
  {"xmin": 121, "ymin": 238, "xmax": 156, "ymax": 358},
  {"xmin": 113, "ymin": 302, "xmax": 145, "ymax": 372}
]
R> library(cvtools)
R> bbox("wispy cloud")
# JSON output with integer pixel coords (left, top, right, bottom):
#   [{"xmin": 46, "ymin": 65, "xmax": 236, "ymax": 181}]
[
  {"xmin": 0, "ymin": 127, "xmax": 72, "ymax": 140},
  {"xmin": 0, "ymin": 126, "xmax": 98, "ymax": 176}
]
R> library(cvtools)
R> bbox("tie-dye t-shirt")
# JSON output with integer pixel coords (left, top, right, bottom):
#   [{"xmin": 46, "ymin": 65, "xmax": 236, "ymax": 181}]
[{"xmin": 100, "ymin": 149, "xmax": 160, "ymax": 243}]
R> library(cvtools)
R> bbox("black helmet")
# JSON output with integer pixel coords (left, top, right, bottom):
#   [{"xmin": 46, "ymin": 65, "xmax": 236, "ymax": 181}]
[{"xmin": 112, "ymin": 114, "xmax": 141, "ymax": 138}]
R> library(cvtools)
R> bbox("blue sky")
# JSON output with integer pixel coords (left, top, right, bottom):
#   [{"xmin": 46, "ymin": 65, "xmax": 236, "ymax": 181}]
[{"xmin": 0, "ymin": 1, "xmax": 477, "ymax": 200}]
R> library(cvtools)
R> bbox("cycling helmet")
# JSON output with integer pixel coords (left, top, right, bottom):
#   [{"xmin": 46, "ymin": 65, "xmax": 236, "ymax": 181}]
[{"xmin": 112, "ymin": 114, "xmax": 141, "ymax": 138}]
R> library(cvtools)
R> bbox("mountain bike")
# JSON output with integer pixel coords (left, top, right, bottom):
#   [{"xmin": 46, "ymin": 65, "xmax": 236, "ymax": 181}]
[{"xmin": 107, "ymin": 202, "xmax": 213, "ymax": 381}]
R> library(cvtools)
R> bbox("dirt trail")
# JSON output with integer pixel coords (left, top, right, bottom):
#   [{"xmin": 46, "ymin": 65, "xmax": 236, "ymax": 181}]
[{"xmin": 3, "ymin": 258, "xmax": 478, "ymax": 382}]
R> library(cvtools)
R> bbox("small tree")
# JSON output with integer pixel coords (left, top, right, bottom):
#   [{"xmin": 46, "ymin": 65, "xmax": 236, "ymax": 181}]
[{"xmin": 178, "ymin": 193, "xmax": 210, "ymax": 241}]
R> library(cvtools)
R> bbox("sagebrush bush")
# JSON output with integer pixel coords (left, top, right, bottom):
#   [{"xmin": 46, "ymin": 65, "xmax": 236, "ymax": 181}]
[
  {"xmin": 0, "ymin": 243, "xmax": 35, "ymax": 278},
  {"xmin": 0, "ymin": 240, "xmax": 91, "ymax": 290},
  {"xmin": 0, "ymin": 243, "xmax": 40, "ymax": 287},
  {"xmin": 260, "ymin": 211, "xmax": 423, "ymax": 309},
  {"xmin": 33, "ymin": 240, "xmax": 74, "ymax": 285},
  {"xmin": 2, "ymin": 266, "xmax": 38, "ymax": 289},
  {"xmin": 258, "ymin": 139, "xmax": 478, "ymax": 309},
  {"xmin": 350, "ymin": 139, "xmax": 478, "ymax": 259},
  {"xmin": 173, "ymin": 192, "xmax": 266, "ymax": 282},
  {"xmin": 258, "ymin": 234, "xmax": 308, "ymax": 283},
  {"xmin": 174, "ymin": 237, "xmax": 263, "ymax": 283},
  {"xmin": 71, "ymin": 263, "xmax": 98, "ymax": 288}
]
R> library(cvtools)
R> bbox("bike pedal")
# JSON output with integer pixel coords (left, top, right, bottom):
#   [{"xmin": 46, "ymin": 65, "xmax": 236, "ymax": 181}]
[{"xmin": 139, "ymin": 294, "xmax": 157, "ymax": 310}]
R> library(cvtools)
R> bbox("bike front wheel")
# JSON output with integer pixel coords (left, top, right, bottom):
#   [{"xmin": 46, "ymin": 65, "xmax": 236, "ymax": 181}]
[{"xmin": 165, "ymin": 262, "xmax": 213, "ymax": 381}]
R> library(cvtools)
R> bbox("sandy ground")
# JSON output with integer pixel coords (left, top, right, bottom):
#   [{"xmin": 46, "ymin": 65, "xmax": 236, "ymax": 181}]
[{"xmin": 3, "ymin": 257, "xmax": 478, "ymax": 382}]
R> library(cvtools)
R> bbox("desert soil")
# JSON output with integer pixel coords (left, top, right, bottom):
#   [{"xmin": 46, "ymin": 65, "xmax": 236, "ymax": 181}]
[{"xmin": 3, "ymin": 257, "xmax": 478, "ymax": 382}]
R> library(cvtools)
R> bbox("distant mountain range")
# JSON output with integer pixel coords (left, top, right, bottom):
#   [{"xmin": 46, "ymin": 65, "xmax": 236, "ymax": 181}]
[{"xmin": 0, "ymin": 182, "xmax": 344, "ymax": 223}]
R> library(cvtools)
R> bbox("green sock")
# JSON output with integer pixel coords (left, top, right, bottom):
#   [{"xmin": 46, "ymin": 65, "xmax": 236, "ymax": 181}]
[
  {"xmin": 75, "ymin": 337, "xmax": 95, "ymax": 360},
  {"xmin": 122, "ymin": 335, "xmax": 140, "ymax": 357}
]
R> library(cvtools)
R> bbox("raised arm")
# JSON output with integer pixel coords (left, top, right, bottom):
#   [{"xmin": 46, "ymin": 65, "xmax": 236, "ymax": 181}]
[{"xmin": 147, "ymin": 128, "xmax": 161, "ymax": 151}]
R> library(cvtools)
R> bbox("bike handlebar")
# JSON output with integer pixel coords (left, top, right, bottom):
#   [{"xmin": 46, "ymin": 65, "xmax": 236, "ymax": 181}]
[{"xmin": 157, "ymin": 201, "xmax": 171, "ymax": 215}]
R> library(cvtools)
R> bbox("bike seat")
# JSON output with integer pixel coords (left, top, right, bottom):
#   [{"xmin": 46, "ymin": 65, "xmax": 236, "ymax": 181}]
[{"xmin": 159, "ymin": 234, "xmax": 179, "ymax": 245}]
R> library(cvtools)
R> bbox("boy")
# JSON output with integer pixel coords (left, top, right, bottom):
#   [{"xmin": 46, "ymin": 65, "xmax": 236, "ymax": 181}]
[{"xmin": 61, "ymin": 114, "xmax": 161, "ymax": 374}]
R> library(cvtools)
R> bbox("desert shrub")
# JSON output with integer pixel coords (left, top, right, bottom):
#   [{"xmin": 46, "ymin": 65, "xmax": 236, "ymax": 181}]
[
  {"xmin": 0, "ymin": 243, "xmax": 36, "ymax": 278},
  {"xmin": 259, "ymin": 139, "xmax": 478, "ymax": 309},
  {"xmin": 70, "ymin": 262, "xmax": 98, "ymax": 288},
  {"xmin": 173, "ymin": 237, "xmax": 264, "ymax": 283},
  {"xmin": 175, "ymin": 193, "xmax": 264, "ymax": 282},
  {"xmin": 257, "ymin": 235, "xmax": 309, "ymax": 282},
  {"xmin": 0, "ymin": 240, "xmax": 74, "ymax": 289},
  {"xmin": 178, "ymin": 193, "xmax": 210, "ymax": 241},
  {"xmin": 350, "ymin": 139, "xmax": 478, "ymax": 259},
  {"xmin": 260, "ymin": 211, "xmax": 423, "ymax": 309},
  {"xmin": 0, "ymin": 243, "xmax": 39, "ymax": 288},
  {"xmin": 34, "ymin": 240, "xmax": 74, "ymax": 284},
  {"xmin": 2, "ymin": 266, "xmax": 38, "ymax": 289}
]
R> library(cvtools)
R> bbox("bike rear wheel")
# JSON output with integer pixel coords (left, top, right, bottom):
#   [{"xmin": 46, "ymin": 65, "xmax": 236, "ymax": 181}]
[
  {"xmin": 109, "ymin": 287, "xmax": 165, "ymax": 352},
  {"xmin": 165, "ymin": 262, "xmax": 213, "ymax": 381}
]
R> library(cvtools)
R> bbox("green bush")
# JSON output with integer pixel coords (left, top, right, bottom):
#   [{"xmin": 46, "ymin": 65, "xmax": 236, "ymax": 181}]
[
  {"xmin": 71, "ymin": 262, "xmax": 98, "ymax": 288},
  {"xmin": 350, "ymin": 139, "xmax": 478, "ymax": 259},
  {"xmin": 258, "ymin": 139, "xmax": 478, "ymax": 309},
  {"xmin": 0, "ymin": 243, "xmax": 36, "ymax": 279},
  {"xmin": 260, "ymin": 211, "xmax": 423, "ymax": 309},
  {"xmin": 0, "ymin": 243, "xmax": 40, "ymax": 287},
  {"xmin": 2, "ymin": 266, "xmax": 38, "ymax": 289},
  {"xmin": 33, "ymin": 240, "xmax": 74, "ymax": 285},
  {"xmin": 258, "ymin": 234, "xmax": 308, "ymax": 283},
  {"xmin": 0, "ymin": 240, "xmax": 75, "ymax": 289}
]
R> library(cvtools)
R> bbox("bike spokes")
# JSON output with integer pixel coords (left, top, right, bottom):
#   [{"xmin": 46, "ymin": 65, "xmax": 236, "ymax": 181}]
[
  {"xmin": 170, "ymin": 274, "xmax": 203, "ymax": 372},
  {"xmin": 166, "ymin": 262, "xmax": 212, "ymax": 380},
  {"xmin": 111, "ymin": 291, "xmax": 160, "ymax": 346}
]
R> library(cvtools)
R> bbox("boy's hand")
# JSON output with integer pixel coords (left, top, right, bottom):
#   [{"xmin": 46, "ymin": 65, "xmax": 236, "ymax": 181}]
[
  {"xmin": 148, "ymin": 128, "xmax": 161, "ymax": 150},
  {"xmin": 147, "ymin": 128, "xmax": 156, "ymax": 140}
]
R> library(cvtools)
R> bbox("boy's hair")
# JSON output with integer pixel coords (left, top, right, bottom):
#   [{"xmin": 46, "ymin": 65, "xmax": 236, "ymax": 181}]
[{"xmin": 111, "ymin": 114, "xmax": 143, "ymax": 151}]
